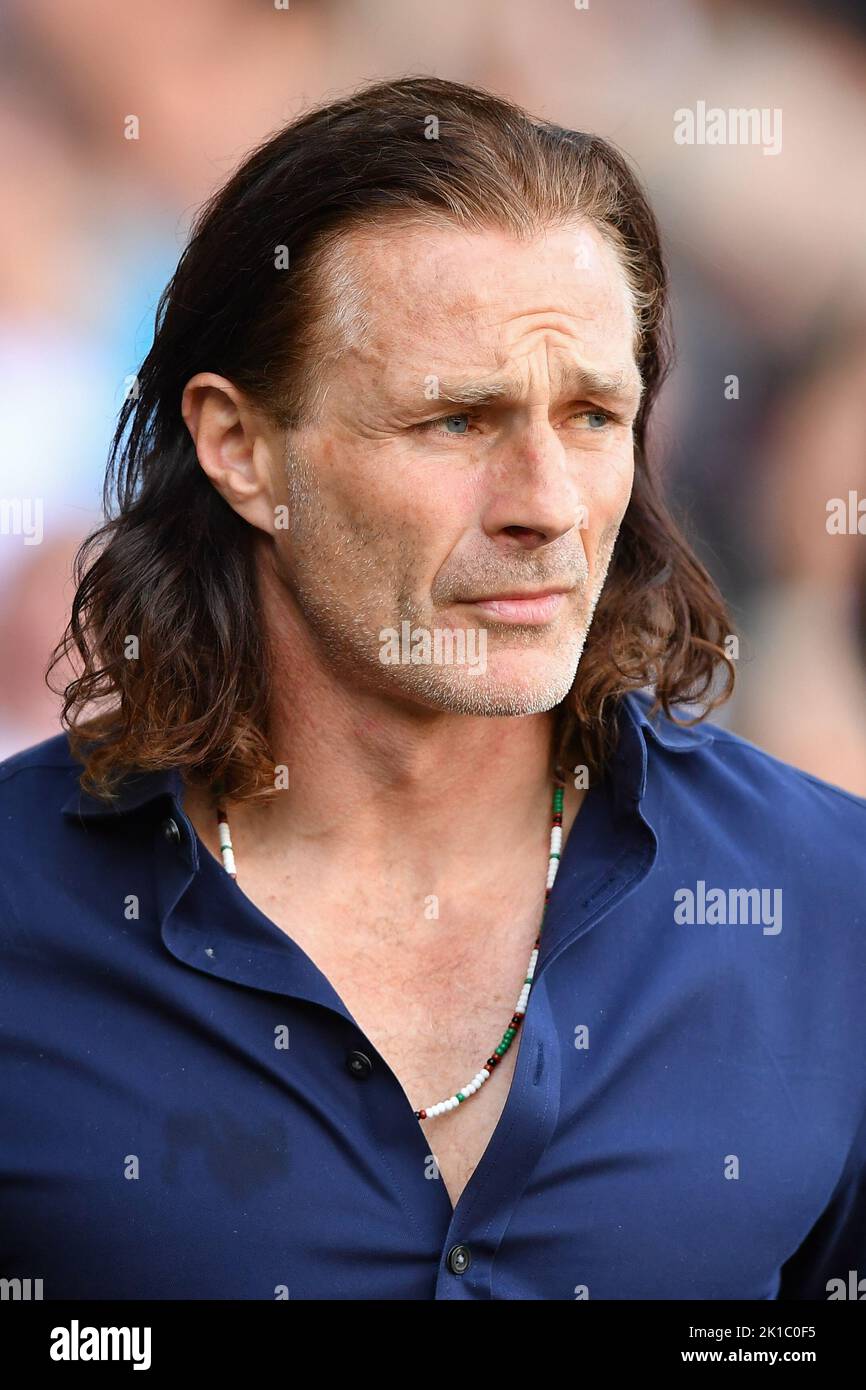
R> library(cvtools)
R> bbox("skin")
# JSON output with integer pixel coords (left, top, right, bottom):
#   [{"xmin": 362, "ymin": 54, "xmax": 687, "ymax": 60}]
[{"xmin": 179, "ymin": 216, "xmax": 642, "ymax": 1062}]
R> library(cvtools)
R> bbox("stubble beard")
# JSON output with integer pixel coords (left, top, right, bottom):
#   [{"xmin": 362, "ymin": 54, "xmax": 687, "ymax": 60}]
[{"xmin": 281, "ymin": 437, "xmax": 620, "ymax": 718}]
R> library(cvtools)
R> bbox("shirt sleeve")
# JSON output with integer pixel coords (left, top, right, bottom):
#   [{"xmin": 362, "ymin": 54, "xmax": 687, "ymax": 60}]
[{"xmin": 777, "ymin": 1102, "xmax": 866, "ymax": 1300}]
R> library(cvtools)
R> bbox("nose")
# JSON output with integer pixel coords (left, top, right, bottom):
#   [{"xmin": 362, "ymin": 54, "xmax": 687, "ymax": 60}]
[{"xmin": 481, "ymin": 420, "xmax": 585, "ymax": 551}]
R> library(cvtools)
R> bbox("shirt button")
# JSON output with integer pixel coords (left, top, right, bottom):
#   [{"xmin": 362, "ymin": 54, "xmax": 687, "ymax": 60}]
[
  {"xmin": 346, "ymin": 1050, "xmax": 373, "ymax": 1080},
  {"xmin": 161, "ymin": 817, "xmax": 182, "ymax": 845},
  {"xmin": 446, "ymin": 1244, "xmax": 472, "ymax": 1275}
]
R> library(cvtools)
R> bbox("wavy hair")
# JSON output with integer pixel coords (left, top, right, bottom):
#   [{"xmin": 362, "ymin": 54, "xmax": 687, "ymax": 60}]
[{"xmin": 48, "ymin": 75, "xmax": 735, "ymax": 803}]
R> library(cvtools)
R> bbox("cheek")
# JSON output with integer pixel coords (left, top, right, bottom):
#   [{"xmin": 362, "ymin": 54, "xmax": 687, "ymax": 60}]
[
  {"xmin": 369, "ymin": 447, "xmax": 474, "ymax": 555},
  {"xmin": 325, "ymin": 433, "xmax": 453, "ymax": 524},
  {"xmin": 578, "ymin": 443, "xmax": 634, "ymax": 537},
  {"xmin": 328, "ymin": 456, "xmax": 460, "ymax": 592}
]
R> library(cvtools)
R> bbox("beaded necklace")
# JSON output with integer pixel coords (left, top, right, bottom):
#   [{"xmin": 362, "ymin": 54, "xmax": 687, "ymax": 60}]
[{"xmin": 215, "ymin": 778, "xmax": 565, "ymax": 1120}]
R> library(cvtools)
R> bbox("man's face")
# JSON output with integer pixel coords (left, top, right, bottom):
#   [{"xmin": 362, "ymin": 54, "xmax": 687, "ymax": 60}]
[{"xmin": 274, "ymin": 219, "xmax": 642, "ymax": 716}]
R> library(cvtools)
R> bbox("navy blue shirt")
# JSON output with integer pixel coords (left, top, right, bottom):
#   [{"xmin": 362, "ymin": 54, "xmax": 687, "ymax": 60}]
[{"xmin": 1, "ymin": 691, "xmax": 865, "ymax": 1300}]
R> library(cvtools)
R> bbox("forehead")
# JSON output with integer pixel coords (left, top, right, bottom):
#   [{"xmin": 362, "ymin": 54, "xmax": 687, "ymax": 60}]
[{"xmin": 337, "ymin": 219, "xmax": 638, "ymax": 384}]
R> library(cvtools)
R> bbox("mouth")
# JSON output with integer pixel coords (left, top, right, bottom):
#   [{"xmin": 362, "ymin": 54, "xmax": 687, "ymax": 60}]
[{"xmin": 458, "ymin": 587, "xmax": 574, "ymax": 624}]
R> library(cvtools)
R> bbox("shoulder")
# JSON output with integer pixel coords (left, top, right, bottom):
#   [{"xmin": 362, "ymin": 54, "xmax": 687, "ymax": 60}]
[
  {"xmin": 0, "ymin": 733, "xmax": 88, "ymax": 880},
  {"xmin": 0, "ymin": 735, "xmax": 89, "ymax": 945},
  {"xmin": 628, "ymin": 691, "xmax": 866, "ymax": 855},
  {"xmin": 0, "ymin": 731, "xmax": 83, "ymax": 811}
]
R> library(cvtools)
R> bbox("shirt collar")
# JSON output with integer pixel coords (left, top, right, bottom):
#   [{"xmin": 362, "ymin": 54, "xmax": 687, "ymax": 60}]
[
  {"xmin": 59, "ymin": 690, "xmax": 713, "ymax": 823},
  {"xmin": 61, "ymin": 763, "xmax": 184, "ymax": 822},
  {"xmin": 622, "ymin": 689, "xmax": 716, "ymax": 755}
]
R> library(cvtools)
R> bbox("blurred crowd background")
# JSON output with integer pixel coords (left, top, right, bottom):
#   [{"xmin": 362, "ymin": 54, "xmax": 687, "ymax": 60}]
[{"xmin": 1, "ymin": 0, "xmax": 864, "ymax": 790}]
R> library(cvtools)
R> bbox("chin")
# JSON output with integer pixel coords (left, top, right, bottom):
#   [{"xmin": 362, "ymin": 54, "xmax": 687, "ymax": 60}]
[{"xmin": 401, "ymin": 660, "xmax": 580, "ymax": 718}]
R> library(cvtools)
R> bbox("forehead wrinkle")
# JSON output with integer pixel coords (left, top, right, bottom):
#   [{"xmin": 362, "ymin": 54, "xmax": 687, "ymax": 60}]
[
  {"xmin": 424, "ymin": 360, "xmax": 643, "ymax": 410},
  {"xmin": 335, "ymin": 225, "xmax": 643, "ymax": 414}
]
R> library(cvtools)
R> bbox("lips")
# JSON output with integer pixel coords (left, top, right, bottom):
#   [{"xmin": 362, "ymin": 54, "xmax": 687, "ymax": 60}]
[
  {"xmin": 460, "ymin": 590, "xmax": 572, "ymax": 624},
  {"xmin": 464, "ymin": 587, "xmax": 571, "ymax": 603}
]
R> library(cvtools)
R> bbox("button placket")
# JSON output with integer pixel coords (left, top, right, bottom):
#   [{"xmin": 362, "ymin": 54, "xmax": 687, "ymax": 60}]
[{"xmin": 433, "ymin": 970, "xmax": 563, "ymax": 1299}]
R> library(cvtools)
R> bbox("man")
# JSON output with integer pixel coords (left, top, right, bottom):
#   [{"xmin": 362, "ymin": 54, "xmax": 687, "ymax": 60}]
[{"xmin": 1, "ymin": 76, "xmax": 864, "ymax": 1301}]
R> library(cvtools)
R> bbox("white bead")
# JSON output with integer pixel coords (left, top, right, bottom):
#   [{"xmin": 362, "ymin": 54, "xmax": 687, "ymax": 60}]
[{"xmin": 221, "ymin": 846, "xmax": 237, "ymax": 876}]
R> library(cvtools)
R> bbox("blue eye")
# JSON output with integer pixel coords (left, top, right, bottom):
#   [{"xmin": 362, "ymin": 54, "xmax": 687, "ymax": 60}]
[
  {"xmin": 579, "ymin": 410, "xmax": 612, "ymax": 430},
  {"xmin": 416, "ymin": 412, "xmax": 473, "ymax": 437},
  {"xmin": 414, "ymin": 408, "xmax": 613, "ymax": 439}
]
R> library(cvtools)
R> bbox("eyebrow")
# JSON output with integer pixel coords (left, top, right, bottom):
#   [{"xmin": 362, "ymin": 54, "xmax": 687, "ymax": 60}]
[{"xmin": 430, "ymin": 365, "xmax": 645, "ymax": 411}]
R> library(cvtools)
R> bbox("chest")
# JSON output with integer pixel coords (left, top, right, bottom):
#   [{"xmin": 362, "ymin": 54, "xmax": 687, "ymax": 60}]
[
  {"xmin": 322, "ymin": 933, "xmax": 536, "ymax": 1210},
  {"xmin": 415, "ymin": 1042, "xmax": 522, "ymax": 1211},
  {"xmin": 236, "ymin": 874, "xmax": 543, "ymax": 1211},
  {"xmin": 342, "ymin": 970, "xmax": 528, "ymax": 1209}
]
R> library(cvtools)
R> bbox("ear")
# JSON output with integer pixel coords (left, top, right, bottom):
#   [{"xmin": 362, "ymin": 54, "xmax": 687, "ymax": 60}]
[{"xmin": 181, "ymin": 373, "xmax": 281, "ymax": 535}]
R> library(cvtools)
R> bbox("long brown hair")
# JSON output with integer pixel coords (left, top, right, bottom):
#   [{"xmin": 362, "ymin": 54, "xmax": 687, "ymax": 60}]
[{"xmin": 48, "ymin": 75, "xmax": 735, "ymax": 804}]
